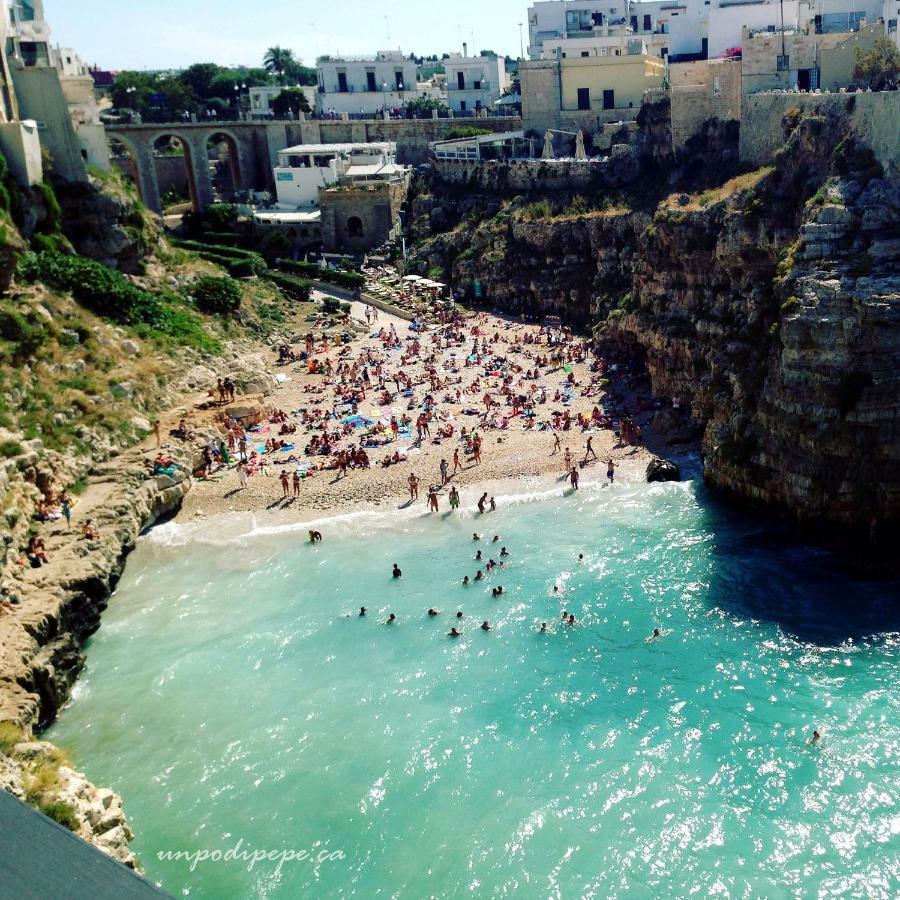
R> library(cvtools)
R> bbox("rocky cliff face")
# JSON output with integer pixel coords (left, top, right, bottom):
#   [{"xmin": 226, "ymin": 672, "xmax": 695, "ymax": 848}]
[
  {"xmin": 413, "ymin": 110, "xmax": 899, "ymax": 532},
  {"xmin": 409, "ymin": 196, "xmax": 646, "ymax": 326},
  {"xmin": 600, "ymin": 119, "xmax": 899, "ymax": 531}
]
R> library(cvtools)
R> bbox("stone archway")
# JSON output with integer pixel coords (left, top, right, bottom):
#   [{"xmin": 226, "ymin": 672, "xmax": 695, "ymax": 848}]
[
  {"xmin": 107, "ymin": 137, "xmax": 141, "ymax": 197},
  {"xmin": 152, "ymin": 134, "xmax": 199, "ymax": 212},
  {"xmin": 347, "ymin": 216, "xmax": 364, "ymax": 238},
  {"xmin": 206, "ymin": 131, "xmax": 243, "ymax": 202}
]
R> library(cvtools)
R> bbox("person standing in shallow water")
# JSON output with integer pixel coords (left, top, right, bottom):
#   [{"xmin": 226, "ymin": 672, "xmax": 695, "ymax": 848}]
[
  {"xmin": 570, "ymin": 467, "xmax": 579, "ymax": 490},
  {"xmin": 607, "ymin": 459, "xmax": 618, "ymax": 483},
  {"xmin": 392, "ymin": 563, "xmax": 402, "ymax": 579}
]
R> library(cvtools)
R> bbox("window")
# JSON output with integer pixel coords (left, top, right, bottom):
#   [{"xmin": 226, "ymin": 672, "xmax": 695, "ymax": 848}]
[
  {"xmin": 460, "ymin": 100, "xmax": 467, "ymax": 111},
  {"xmin": 643, "ymin": 14, "xmax": 651, "ymax": 31},
  {"xmin": 366, "ymin": 71, "xmax": 377, "ymax": 92},
  {"xmin": 577, "ymin": 87, "xmax": 590, "ymax": 110},
  {"xmin": 347, "ymin": 217, "xmax": 364, "ymax": 238},
  {"xmin": 661, "ymin": 47, "xmax": 668, "ymax": 58},
  {"xmin": 776, "ymin": 55, "xmax": 789, "ymax": 71},
  {"xmin": 630, "ymin": 16, "xmax": 637, "ymax": 32},
  {"xmin": 457, "ymin": 72, "xmax": 465, "ymax": 90},
  {"xmin": 337, "ymin": 72, "xmax": 348, "ymax": 93},
  {"xmin": 475, "ymin": 99, "xmax": 482, "ymax": 110},
  {"xmin": 581, "ymin": 51, "xmax": 590, "ymax": 57},
  {"xmin": 603, "ymin": 89, "xmax": 614, "ymax": 110},
  {"xmin": 702, "ymin": 37, "xmax": 708, "ymax": 58},
  {"xmin": 395, "ymin": 71, "xmax": 404, "ymax": 90},
  {"xmin": 473, "ymin": 79, "xmax": 481, "ymax": 90}
]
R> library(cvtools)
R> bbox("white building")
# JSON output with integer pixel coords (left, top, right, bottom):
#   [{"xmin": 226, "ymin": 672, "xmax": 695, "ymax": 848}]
[
  {"xmin": 0, "ymin": 0, "xmax": 106, "ymax": 180},
  {"xmin": 444, "ymin": 49, "xmax": 509, "ymax": 113},
  {"xmin": 315, "ymin": 51, "xmax": 422, "ymax": 116},
  {"xmin": 527, "ymin": 0, "xmax": 885, "ymax": 64},
  {"xmin": 527, "ymin": 1, "xmax": 632, "ymax": 58},
  {"xmin": 248, "ymin": 84, "xmax": 317, "ymax": 119},
  {"xmin": 272, "ymin": 142, "xmax": 399, "ymax": 208}
]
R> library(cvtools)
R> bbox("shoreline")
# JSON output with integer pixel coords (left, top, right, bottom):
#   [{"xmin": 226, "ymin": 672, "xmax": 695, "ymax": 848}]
[{"xmin": 0, "ymin": 295, "xmax": 668, "ymax": 870}]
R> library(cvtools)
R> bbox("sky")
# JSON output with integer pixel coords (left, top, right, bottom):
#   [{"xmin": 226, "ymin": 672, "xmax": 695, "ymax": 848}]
[{"xmin": 45, "ymin": 0, "xmax": 529, "ymax": 71}]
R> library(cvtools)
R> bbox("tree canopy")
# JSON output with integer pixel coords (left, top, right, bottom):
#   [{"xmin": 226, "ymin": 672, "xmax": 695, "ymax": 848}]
[
  {"xmin": 272, "ymin": 88, "xmax": 311, "ymax": 118},
  {"xmin": 853, "ymin": 38, "xmax": 900, "ymax": 91}
]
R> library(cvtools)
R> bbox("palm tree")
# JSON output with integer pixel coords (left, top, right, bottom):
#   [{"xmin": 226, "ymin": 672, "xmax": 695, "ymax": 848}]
[{"xmin": 264, "ymin": 46, "xmax": 297, "ymax": 77}]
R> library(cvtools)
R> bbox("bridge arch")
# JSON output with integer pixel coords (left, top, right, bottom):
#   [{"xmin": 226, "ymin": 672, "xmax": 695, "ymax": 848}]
[
  {"xmin": 151, "ymin": 133, "xmax": 201, "ymax": 213},
  {"xmin": 206, "ymin": 130, "xmax": 244, "ymax": 202}
]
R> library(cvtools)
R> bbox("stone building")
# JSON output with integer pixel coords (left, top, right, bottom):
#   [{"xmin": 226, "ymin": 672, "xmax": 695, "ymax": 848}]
[
  {"xmin": 319, "ymin": 179, "xmax": 407, "ymax": 253},
  {"xmin": 669, "ymin": 57, "xmax": 742, "ymax": 151},
  {"xmin": 520, "ymin": 50, "xmax": 665, "ymax": 139}
]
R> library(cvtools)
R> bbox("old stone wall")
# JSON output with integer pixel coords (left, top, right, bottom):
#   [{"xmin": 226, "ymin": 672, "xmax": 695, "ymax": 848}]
[
  {"xmin": 320, "ymin": 181, "xmax": 406, "ymax": 252},
  {"xmin": 740, "ymin": 92, "xmax": 900, "ymax": 173},
  {"xmin": 669, "ymin": 59, "xmax": 742, "ymax": 151}
]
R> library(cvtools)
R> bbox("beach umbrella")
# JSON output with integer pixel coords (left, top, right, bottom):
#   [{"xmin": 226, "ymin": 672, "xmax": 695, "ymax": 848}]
[
  {"xmin": 575, "ymin": 130, "xmax": 587, "ymax": 161},
  {"xmin": 542, "ymin": 130, "xmax": 554, "ymax": 160},
  {"xmin": 403, "ymin": 275, "xmax": 422, "ymax": 282}
]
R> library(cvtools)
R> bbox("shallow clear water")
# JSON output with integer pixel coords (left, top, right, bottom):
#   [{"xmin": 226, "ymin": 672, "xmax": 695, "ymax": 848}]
[{"xmin": 48, "ymin": 475, "xmax": 900, "ymax": 898}]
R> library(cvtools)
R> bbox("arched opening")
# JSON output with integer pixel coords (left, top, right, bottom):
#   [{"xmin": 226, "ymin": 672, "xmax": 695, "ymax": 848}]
[
  {"xmin": 107, "ymin": 137, "xmax": 142, "ymax": 201},
  {"xmin": 347, "ymin": 216, "xmax": 364, "ymax": 238},
  {"xmin": 206, "ymin": 132, "xmax": 242, "ymax": 202},
  {"xmin": 152, "ymin": 134, "xmax": 198, "ymax": 213}
]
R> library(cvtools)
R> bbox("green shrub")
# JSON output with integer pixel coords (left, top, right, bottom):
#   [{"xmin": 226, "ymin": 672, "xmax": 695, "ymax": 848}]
[
  {"xmin": 267, "ymin": 271, "xmax": 312, "ymax": 302},
  {"xmin": 277, "ymin": 260, "xmax": 364, "ymax": 290},
  {"xmin": 0, "ymin": 304, "xmax": 47, "ymax": 360},
  {"xmin": 192, "ymin": 276, "xmax": 242, "ymax": 315},
  {"xmin": 0, "ymin": 721, "xmax": 24, "ymax": 753},
  {"xmin": 520, "ymin": 199, "xmax": 553, "ymax": 221},
  {"xmin": 443, "ymin": 126, "xmax": 494, "ymax": 141},
  {"xmin": 18, "ymin": 251, "xmax": 165, "ymax": 325},
  {"xmin": 34, "ymin": 799, "xmax": 79, "ymax": 832},
  {"xmin": 172, "ymin": 239, "xmax": 265, "ymax": 265},
  {"xmin": 0, "ymin": 439, "xmax": 22, "ymax": 458}
]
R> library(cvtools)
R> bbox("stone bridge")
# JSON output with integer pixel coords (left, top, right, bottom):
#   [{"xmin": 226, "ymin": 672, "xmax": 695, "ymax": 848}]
[{"xmin": 104, "ymin": 116, "xmax": 523, "ymax": 214}]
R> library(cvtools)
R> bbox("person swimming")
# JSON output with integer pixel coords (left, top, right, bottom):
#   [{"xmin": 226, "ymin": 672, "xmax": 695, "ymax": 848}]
[
  {"xmin": 385, "ymin": 613, "xmax": 396, "ymax": 624},
  {"xmin": 473, "ymin": 532, "xmax": 481, "ymax": 541},
  {"xmin": 647, "ymin": 627, "xmax": 661, "ymax": 642},
  {"xmin": 428, "ymin": 608, "xmax": 440, "ymax": 617},
  {"xmin": 392, "ymin": 563, "xmax": 402, "ymax": 579},
  {"xmin": 567, "ymin": 614, "xmax": 577, "ymax": 625},
  {"xmin": 539, "ymin": 622, "xmax": 549, "ymax": 633},
  {"xmin": 448, "ymin": 627, "xmax": 461, "ymax": 637},
  {"xmin": 578, "ymin": 553, "xmax": 584, "ymax": 562},
  {"xmin": 475, "ymin": 570, "xmax": 484, "ymax": 581},
  {"xmin": 462, "ymin": 575, "xmax": 470, "ymax": 586},
  {"xmin": 492, "ymin": 535, "xmax": 500, "ymax": 543},
  {"xmin": 481, "ymin": 621, "xmax": 492, "ymax": 631},
  {"xmin": 500, "ymin": 547, "xmax": 509, "ymax": 558},
  {"xmin": 359, "ymin": 606, "xmax": 367, "ymax": 617},
  {"xmin": 456, "ymin": 611, "xmax": 464, "ymax": 620},
  {"xmin": 807, "ymin": 729, "xmax": 821, "ymax": 745},
  {"xmin": 475, "ymin": 550, "xmax": 482, "ymax": 561}
]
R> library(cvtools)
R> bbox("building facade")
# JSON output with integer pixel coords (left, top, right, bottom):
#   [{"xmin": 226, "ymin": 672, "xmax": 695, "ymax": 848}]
[
  {"xmin": 315, "ymin": 51, "xmax": 423, "ymax": 116},
  {"xmin": 521, "ymin": 50, "xmax": 665, "ymax": 139},
  {"xmin": 248, "ymin": 84, "xmax": 317, "ymax": 119},
  {"xmin": 444, "ymin": 51, "xmax": 509, "ymax": 113},
  {"xmin": 272, "ymin": 142, "xmax": 400, "ymax": 208}
]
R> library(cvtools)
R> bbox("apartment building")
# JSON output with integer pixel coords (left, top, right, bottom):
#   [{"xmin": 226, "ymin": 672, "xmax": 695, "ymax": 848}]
[
  {"xmin": 444, "ymin": 49, "xmax": 509, "ymax": 113},
  {"xmin": 315, "ymin": 51, "xmax": 423, "ymax": 116}
]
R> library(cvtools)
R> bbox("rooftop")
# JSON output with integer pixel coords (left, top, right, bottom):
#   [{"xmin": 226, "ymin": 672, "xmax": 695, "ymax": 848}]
[{"xmin": 278, "ymin": 142, "xmax": 394, "ymax": 155}]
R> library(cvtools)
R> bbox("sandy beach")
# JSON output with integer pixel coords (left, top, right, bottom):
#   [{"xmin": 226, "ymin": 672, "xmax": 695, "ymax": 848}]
[{"xmin": 154, "ymin": 289, "xmax": 657, "ymax": 528}]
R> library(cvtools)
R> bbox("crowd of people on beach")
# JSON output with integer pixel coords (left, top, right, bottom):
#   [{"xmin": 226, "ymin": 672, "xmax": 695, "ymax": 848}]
[{"xmin": 179, "ymin": 298, "xmax": 659, "ymax": 511}]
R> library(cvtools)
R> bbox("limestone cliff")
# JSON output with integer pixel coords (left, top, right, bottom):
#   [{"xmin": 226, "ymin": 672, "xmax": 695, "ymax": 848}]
[{"xmin": 411, "ymin": 108, "xmax": 898, "ymax": 533}]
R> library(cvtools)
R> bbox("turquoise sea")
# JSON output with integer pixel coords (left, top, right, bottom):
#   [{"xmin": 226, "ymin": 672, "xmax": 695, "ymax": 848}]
[{"xmin": 47, "ymin": 472, "xmax": 900, "ymax": 898}]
